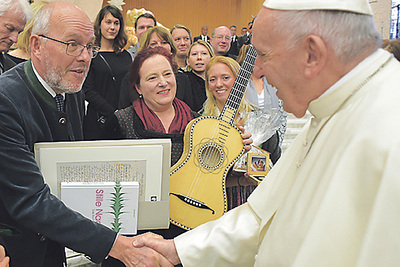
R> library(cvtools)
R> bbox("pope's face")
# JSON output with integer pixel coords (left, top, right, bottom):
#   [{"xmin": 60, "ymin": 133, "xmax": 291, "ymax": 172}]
[{"xmin": 253, "ymin": 8, "xmax": 305, "ymax": 117}]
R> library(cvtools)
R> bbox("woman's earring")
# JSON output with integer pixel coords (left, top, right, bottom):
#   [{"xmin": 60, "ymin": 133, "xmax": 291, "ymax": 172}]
[{"xmin": 139, "ymin": 94, "xmax": 143, "ymax": 99}]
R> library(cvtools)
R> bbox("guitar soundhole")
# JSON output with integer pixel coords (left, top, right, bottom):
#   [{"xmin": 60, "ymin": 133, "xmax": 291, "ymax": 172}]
[{"xmin": 199, "ymin": 144, "xmax": 224, "ymax": 169}]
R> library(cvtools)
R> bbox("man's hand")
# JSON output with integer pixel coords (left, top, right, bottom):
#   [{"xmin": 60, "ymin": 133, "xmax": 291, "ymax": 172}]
[
  {"xmin": 238, "ymin": 126, "xmax": 253, "ymax": 152},
  {"xmin": 0, "ymin": 245, "xmax": 9, "ymax": 267},
  {"xmin": 132, "ymin": 233, "xmax": 181, "ymax": 266},
  {"xmin": 108, "ymin": 235, "xmax": 174, "ymax": 267}
]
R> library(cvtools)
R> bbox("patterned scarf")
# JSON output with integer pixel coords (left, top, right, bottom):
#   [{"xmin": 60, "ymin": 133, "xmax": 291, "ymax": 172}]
[{"xmin": 133, "ymin": 97, "xmax": 193, "ymax": 134}]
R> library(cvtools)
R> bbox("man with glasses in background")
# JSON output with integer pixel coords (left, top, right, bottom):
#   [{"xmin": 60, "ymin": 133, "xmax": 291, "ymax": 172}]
[
  {"xmin": 210, "ymin": 26, "xmax": 237, "ymax": 59},
  {"xmin": 0, "ymin": 1, "xmax": 171, "ymax": 266}
]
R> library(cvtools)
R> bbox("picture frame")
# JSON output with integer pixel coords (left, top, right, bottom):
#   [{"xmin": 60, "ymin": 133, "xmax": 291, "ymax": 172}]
[
  {"xmin": 247, "ymin": 151, "xmax": 270, "ymax": 176},
  {"xmin": 34, "ymin": 139, "xmax": 171, "ymax": 230}
]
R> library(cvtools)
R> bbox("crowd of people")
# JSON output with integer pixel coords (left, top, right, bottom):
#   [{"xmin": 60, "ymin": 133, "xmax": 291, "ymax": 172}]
[{"xmin": 1, "ymin": 0, "xmax": 400, "ymax": 266}]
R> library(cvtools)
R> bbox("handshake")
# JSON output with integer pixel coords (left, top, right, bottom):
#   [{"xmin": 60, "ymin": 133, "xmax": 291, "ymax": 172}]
[{"xmin": 109, "ymin": 233, "xmax": 180, "ymax": 267}]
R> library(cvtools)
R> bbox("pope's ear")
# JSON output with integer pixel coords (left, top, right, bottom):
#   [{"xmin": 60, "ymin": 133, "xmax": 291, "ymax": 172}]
[{"xmin": 303, "ymin": 35, "xmax": 327, "ymax": 78}]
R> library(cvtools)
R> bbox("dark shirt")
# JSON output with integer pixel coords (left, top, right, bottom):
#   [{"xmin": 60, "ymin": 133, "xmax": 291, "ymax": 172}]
[
  {"xmin": 0, "ymin": 61, "xmax": 116, "ymax": 266},
  {"xmin": 0, "ymin": 52, "xmax": 16, "ymax": 74},
  {"xmin": 83, "ymin": 50, "xmax": 132, "ymax": 140},
  {"xmin": 176, "ymin": 71, "xmax": 206, "ymax": 113}
]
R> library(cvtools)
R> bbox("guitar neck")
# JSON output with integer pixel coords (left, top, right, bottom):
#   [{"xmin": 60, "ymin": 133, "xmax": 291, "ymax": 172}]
[{"xmin": 220, "ymin": 45, "xmax": 257, "ymax": 125}]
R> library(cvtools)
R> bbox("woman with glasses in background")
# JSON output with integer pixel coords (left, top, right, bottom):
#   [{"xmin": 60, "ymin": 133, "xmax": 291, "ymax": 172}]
[{"xmin": 82, "ymin": 5, "xmax": 133, "ymax": 140}]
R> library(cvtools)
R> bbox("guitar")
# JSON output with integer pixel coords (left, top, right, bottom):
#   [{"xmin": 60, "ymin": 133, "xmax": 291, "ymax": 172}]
[{"xmin": 169, "ymin": 45, "xmax": 257, "ymax": 230}]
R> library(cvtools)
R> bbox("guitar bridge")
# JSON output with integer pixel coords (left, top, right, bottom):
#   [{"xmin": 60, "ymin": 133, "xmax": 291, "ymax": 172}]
[{"xmin": 170, "ymin": 193, "xmax": 215, "ymax": 214}]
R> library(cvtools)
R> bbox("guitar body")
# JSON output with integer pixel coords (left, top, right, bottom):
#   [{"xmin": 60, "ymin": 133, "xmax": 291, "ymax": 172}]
[{"xmin": 169, "ymin": 115, "xmax": 245, "ymax": 230}]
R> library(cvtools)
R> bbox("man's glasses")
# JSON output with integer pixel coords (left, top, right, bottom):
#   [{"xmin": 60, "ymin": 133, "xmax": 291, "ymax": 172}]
[
  {"xmin": 215, "ymin": 35, "xmax": 231, "ymax": 41},
  {"xmin": 39, "ymin": 35, "xmax": 100, "ymax": 58}
]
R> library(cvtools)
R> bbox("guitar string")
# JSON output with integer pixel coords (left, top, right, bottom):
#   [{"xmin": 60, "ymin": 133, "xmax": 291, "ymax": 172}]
[
  {"xmin": 184, "ymin": 46, "xmax": 257, "ymax": 201},
  {"xmin": 187, "ymin": 121, "xmax": 221, "ymax": 197}
]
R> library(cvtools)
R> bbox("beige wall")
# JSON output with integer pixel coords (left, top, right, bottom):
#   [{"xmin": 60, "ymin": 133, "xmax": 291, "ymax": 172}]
[
  {"xmin": 370, "ymin": 0, "xmax": 392, "ymax": 40},
  {"xmin": 42, "ymin": 0, "xmax": 103, "ymax": 22},
  {"xmin": 67, "ymin": 0, "xmax": 392, "ymax": 39}
]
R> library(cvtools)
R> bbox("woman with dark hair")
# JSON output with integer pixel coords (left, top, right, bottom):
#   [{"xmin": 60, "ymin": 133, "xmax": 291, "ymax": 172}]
[
  {"xmin": 104, "ymin": 47, "xmax": 252, "ymax": 245},
  {"xmin": 106, "ymin": 47, "xmax": 196, "ymax": 167},
  {"xmin": 82, "ymin": 5, "xmax": 133, "ymax": 140},
  {"xmin": 118, "ymin": 26, "xmax": 178, "ymax": 109}
]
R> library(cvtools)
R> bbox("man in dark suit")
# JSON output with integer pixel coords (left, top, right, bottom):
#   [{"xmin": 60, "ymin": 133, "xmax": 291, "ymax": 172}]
[
  {"xmin": 227, "ymin": 25, "xmax": 239, "ymax": 56},
  {"xmin": 194, "ymin": 25, "xmax": 211, "ymax": 43},
  {"xmin": 0, "ymin": 2, "xmax": 169, "ymax": 266},
  {"xmin": 0, "ymin": 0, "xmax": 30, "ymax": 74},
  {"xmin": 237, "ymin": 20, "xmax": 254, "ymax": 50}
]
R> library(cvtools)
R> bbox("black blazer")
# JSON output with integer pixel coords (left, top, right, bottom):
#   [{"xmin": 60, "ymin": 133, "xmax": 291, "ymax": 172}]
[
  {"xmin": 237, "ymin": 33, "xmax": 252, "ymax": 50},
  {"xmin": 194, "ymin": 35, "xmax": 210, "ymax": 43},
  {"xmin": 228, "ymin": 35, "xmax": 239, "ymax": 56},
  {"xmin": 0, "ymin": 52, "xmax": 16, "ymax": 74},
  {"xmin": 0, "ymin": 62, "xmax": 116, "ymax": 266}
]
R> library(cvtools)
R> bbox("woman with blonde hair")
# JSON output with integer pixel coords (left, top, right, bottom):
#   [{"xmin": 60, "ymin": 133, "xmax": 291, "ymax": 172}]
[
  {"xmin": 203, "ymin": 56, "xmax": 281, "ymax": 210},
  {"xmin": 203, "ymin": 56, "xmax": 253, "ymax": 125},
  {"xmin": 175, "ymin": 40, "xmax": 214, "ymax": 112}
]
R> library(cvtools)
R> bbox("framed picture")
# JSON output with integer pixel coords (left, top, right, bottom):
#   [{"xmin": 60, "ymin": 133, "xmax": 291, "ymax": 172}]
[
  {"xmin": 247, "ymin": 152, "xmax": 269, "ymax": 176},
  {"xmin": 34, "ymin": 139, "xmax": 171, "ymax": 230}
]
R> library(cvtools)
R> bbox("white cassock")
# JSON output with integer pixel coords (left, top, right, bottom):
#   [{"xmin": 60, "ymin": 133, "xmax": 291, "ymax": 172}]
[{"xmin": 174, "ymin": 49, "xmax": 400, "ymax": 266}]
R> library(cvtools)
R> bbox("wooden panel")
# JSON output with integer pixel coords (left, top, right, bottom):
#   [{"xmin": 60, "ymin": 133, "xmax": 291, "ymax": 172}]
[{"xmin": 102, "ymin": 0, "xmax": 263, "ymax": 37}]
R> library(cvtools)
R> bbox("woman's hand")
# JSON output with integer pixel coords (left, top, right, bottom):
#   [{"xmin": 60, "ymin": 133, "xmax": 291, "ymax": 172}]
[{"xmin": 238, "ymin": 126, "xmax": 252, "ymax": 152}]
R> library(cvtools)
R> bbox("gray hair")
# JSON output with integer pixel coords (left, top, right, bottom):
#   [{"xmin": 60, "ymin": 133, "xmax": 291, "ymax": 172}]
[
  {"xmin": 31, "ymin": 4, "xmax": 51, "ymax": 35},
  {"xmin": 0, "ymin": 0, "xmax": 33, "ymax": 22},
  {"xmin": 272, "ymin": 10, "xmax": 381, "ymax": 63}
]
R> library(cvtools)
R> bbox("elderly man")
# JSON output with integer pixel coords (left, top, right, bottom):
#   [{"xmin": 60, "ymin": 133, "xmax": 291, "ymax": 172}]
[
  {"xmin": 209, "ymin": 26, "xmax": 236, "ymax": 59},
  {"xmin": 135, "ymin": 0, "xmax": 400, "ymax": 266},
  {"xmin": 0, "ymin": 0, "xmax": 32, "ymax": 74},
  {"xmin": 0, "ymin": 2, "xmax": 171, "ymax": 266}
]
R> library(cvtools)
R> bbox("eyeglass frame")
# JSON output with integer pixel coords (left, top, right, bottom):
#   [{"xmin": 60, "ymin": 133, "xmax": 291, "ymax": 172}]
[
  {"xmin": 38, "ymin": 34, "xmax": 100, "ymax": 58},
  {"xmin": 214, "ymin": 35, "xmax": 232, "ymax": 41}
]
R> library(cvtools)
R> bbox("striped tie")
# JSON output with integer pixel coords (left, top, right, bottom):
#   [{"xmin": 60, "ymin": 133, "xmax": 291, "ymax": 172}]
[{"xmin": 54, "ymin": 94, "xmax": 64, "ymax": 112}]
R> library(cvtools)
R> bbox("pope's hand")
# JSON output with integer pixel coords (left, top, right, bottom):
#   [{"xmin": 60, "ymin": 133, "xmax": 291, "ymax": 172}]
[{"xmin": 133, "ymin": 233, "xmax": 180, "ymax": 266}]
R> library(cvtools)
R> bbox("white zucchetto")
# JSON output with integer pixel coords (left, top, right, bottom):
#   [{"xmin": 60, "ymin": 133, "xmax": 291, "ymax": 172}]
[{"xmin": 263, "ymin": 0, "xmax": 373, "ymax": 16}]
